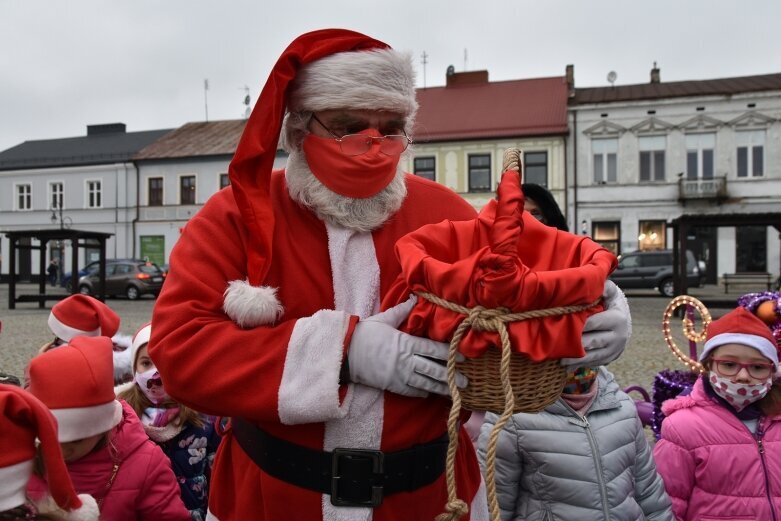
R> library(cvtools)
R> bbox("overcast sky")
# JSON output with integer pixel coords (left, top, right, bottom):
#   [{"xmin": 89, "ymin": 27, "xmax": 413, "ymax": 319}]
[{"xmin": 1, "ymin": 0, "xmax": 779, "ymax": 152}]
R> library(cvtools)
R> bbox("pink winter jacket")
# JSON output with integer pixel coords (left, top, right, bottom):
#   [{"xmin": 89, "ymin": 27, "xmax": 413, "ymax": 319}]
[
  {"xmin": 653, "ymin": 378, "xmax": 781, "ymax": 520},
  {"xmin": 28, "ymin": 400, "xmax": 190, "ymax": 521}
]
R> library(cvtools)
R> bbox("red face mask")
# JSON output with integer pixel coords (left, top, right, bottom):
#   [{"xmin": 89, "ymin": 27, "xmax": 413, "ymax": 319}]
[{"xmin": 302, "ymin": 129, "xmax": 401, "ymax": 199}]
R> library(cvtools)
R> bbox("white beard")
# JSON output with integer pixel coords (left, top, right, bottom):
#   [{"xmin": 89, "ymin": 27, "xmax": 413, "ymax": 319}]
[{"xmin": 284, "ymin": 148, "xmax": 407, "ymax": 232}]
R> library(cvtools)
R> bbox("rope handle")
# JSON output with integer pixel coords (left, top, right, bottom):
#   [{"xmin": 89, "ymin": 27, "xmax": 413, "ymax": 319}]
[{"xmin": 420, "ymin": 290, "xmax": 600, "ymax": 521}]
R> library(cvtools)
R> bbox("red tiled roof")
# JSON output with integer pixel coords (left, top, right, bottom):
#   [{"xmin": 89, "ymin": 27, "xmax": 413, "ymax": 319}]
[
  {"xmin": 413, "ymin": 76, "xmax": 570, "ymax": 143},
  {"xmin": 134, "ymin": 119, "xmax": 246, "ymax": 160},
  {"xmin": 574, "ymin": 72, "xmax": 781, "ymax": 104}
]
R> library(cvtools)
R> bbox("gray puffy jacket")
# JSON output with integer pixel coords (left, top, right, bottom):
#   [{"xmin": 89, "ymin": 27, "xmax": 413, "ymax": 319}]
[{"xmin": 477, "ymin": 368, "xmax": 673, "ymax": 521}]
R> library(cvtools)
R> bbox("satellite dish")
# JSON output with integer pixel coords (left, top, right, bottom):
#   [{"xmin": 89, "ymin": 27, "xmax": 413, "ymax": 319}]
[
  {"xmin": 607, "ymin": 70, "xmax": 617, "ymax": 86},
  {"xmin": 446, "ymin": 65, "xmax": 455, "ymax": 77}
]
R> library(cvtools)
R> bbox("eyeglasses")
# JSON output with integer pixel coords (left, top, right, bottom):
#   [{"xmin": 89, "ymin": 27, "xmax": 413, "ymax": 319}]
[
  {"xmin": 310, "ymin": 114, "xmax": 412, "ymax": 157},
  {"xmin": 711, "ymin": 358, "xmax": 775, "ymax": 379}
]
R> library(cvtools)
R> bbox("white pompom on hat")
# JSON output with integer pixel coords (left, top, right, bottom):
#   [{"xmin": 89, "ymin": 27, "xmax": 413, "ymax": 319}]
[
  {"xmin": 0, "ymin": 384, "xmax": 99, "ymax": 519},
  {"xmin": 48, "ymin": 295, "xmax": 120, "ymax": 342},
  {"xmin": 27, "ymin": 336, "xmax": 123, "ymax": 443},
  {"xmin": 701, "ymin": 306, "xmax": 779, "ymax": 365}
]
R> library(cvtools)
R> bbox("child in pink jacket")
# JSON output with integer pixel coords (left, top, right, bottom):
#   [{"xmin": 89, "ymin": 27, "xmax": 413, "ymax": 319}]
[
  {"xmin": 25, "ymin": 336, "xmax": 190, "ymax": 521},
  {"xmin": 653, "ymin": 306, "xmax": 781, "ymax": 520}
]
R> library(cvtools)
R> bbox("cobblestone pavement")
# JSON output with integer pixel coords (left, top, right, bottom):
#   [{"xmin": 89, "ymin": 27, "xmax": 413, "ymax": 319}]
[{"xmin": 0, "ymin": 283, "xmax": 749, "ymax": 403}]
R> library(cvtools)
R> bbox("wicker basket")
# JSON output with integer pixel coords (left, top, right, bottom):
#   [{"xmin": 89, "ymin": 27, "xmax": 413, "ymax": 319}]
[{"xmin": 457, "ymin": 346, "xmax": 566, "ymax": 414}]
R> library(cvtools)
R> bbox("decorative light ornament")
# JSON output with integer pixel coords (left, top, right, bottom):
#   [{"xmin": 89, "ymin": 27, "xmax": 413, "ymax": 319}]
[{"xmin": 662, "ymin": 295, "xmax": 712, "ymax": 374}]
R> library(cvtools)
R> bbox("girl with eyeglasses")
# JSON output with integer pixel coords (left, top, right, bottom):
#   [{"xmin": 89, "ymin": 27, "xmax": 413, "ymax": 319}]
[{"xmin": 653, "ymin": 305, "xmax": 781, "ymax": 520}]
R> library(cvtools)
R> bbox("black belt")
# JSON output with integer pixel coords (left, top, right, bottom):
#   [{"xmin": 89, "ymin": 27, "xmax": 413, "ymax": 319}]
[{"xmin": 232, "ymin": 417, "xmax": 447, "ymax": 508}]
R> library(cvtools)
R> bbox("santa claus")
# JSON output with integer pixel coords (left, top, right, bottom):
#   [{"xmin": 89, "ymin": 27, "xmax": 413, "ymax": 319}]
[{"xmin": 149, "ymin": 29, "xmax": 630, "ymax": 521}]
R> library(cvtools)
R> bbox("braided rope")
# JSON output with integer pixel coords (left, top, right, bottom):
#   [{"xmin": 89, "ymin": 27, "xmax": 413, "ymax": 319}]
[{"xmin": 420, "ymin": 290, "xmax": 600, "ymax": 521}]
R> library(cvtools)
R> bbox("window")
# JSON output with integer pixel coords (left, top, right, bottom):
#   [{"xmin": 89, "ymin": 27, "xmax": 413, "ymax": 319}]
[
  {"xmin": 524, "ymin": 152, "xmax": 548, "ymax": 186},
  {"xmin": 592, "ymin": 139, "xmax": 617, "ymax": 183},
  {"xmin": 685, "ymin": 133, "xmax": 715, "ymax": 180},
  {"xmin": 16, "ymin": 184, "xmax": 31, "ymax": 210},
  {"xmin": 468, "ymin": 154, "xmax": 491, "ymax": 192},
  {"xmin": 638, "ymin": 220, "xmax": 665, "ymax": 250},
  {"xmin": 736, "ymin": 225, "xmax": 767, "ymax": 272},
  {"xmin": 180, "ymin": 175, "xmax": 196, "ymax": 205},
  {"xmin": 736, "ymin": 130, "xmax": 764, "ymax": 178},
  {"xmin": 639, "ymin": 136, "xmax": 665, "ymax": 182},
  {"xmin": 49, "ymin": 182, "xmax": 63, "ymax": 210},
  {"xmin": 219, "ymin": 173, "xmax": 230, "ymax": 189},
  {"xmin": 148, "ymin": 177, "xmax": 163, "ymax": 206},
  {"xmin": 413, "ymin": 157, "xmax": 436, "ymax": 181},
  {"xmin": 86, "ymin": 180, "xmax": 102, "ymax": 208},
  {"xmin": 592, "ymin": 221, "xmax": 620, "ymax": 255}
]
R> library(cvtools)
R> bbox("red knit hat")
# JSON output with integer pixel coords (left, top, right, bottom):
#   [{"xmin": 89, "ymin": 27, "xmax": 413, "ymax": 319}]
[
  {"xmin": 222, "ymin": 29, "xmax": 419, "ymax": 329},
  {"xmin": 48, "ymin": 295, "xmax": 120, "ymax": 341},
  {"xmin": 701, "ymin": 307, "xmax": 780, "ymax": 365},
  {"xmin": 0, "ymin": 384, "xmax": 98, "ymax": 518},
  {"xmin": 28, "ymin": 336, "xmax": 123, "ymax": 442}
]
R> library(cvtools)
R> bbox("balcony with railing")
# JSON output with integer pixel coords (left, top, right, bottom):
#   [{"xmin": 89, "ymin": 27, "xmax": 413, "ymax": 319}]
[{"xmin": 678, "ymin": 176, "xmax": 727, "ymax": 202}]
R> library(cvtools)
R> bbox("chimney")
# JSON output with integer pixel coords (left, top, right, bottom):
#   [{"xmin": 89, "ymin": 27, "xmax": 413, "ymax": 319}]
[
  {"xmin": 87, "ymin": 123, "xmax": 127, "ymax": 136},
  {"xmin": 446, "ymin": 70, "xmax": 489, "ymax": 87},
  {"xmin": 565, "ymin": 64, "xmax": 575, "ymax": 98},
  {"xmin": 650, "ymin": 62, "xmax": 661, "ymax": 84}
]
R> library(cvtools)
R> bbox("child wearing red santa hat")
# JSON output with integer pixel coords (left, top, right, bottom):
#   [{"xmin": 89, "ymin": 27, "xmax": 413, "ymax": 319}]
[
  {"xmin": 117, "ymin": 323, "xmax": 220, "ymax": 520},
  {"xmin": 25, "ymin": 336, "xmax": 190, "ymax": 521},
  {"xmin": 39, "ymin": 295, "xmax": 134, "ymax": 384},
  {"xmin": 653, "ymin": 307, "xmax": 781, "ymax": 520},
  {"xmin": 0, "ymin": 383, "xmax": 98, "ymax": 521}
]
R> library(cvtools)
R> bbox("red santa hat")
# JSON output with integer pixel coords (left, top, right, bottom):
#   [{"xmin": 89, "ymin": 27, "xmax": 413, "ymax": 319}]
[
  {"xmin": 222, "ymin": 29, "xmax": 416, "ymax": 329},
  {"xmin": 129, "ymin": 322, "xmax": 152, "ymax": 373},
  {"xmin": 701, "ymin": 306, "xmax": 779, "ymax": 365},
  {"xmin": 0, "ymin": 384, "xmax": 98, "ymax": 519},
  {"xmin": 48, "ymin": 295, "xmax": 120, "ymax": 342},
  {"xmin": 27, "ymin": 336, "xmax": 123, "ymax": 443}
]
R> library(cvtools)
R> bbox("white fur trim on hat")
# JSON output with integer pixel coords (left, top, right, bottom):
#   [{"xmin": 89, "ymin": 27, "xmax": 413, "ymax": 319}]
[
  {"xmin": 0, "ymin": 459, "xmax": 33, "ymax": 511},
  {"xmin": 288, "ymin": 48, "xmax": 418, "ymax": 124},
  {"xmin": 701, "ymin": 332, "xmax": 779, "ymax": 365},
  {"xmin": 128, "ymin": 324, "xmax": 152, "ymax": 374},
  {"xmin": 50, "ymin": 400, "xmax": 123, "ymax": 443},
  {"xmin": 47, "ymin": 313, "xmax": 100, "ymax": 342},
  {"xmin": 223, "ymin": 280, "xmax": 284, "ymax": 328},
  {"xmin": 32, "ymin": 493, "xmax": 99, "ymax": 521}
]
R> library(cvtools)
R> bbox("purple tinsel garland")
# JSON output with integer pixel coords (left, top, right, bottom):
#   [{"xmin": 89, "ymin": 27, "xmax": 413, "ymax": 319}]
[
  {"xmin": 652, "ymin": 369, "xmax": 698, "ymax": 440},
  {"xmin": 737, "ymin": 291, "xmax": 781, "ymax": 346}
]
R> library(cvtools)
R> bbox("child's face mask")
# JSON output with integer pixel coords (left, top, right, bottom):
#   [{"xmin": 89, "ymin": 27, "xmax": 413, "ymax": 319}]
[
  {"xmin": 708, "ymin": 371, "xmax": 772, "ymax": 411},
  {"xmin": 563, "ymin": 367, "xmax": 597, "ymax": 394},
  {"xmin": 135, "ymin": 368, "xmax": 169, "ymax": 405}
]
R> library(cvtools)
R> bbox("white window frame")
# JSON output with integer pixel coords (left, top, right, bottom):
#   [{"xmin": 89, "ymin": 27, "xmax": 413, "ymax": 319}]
[
  {"xmin": 736, "ymin": 129, "xmax": 764, "ymax": 178},
  {"xmin": 85, "ymin": 179, "xmax": 103, "ymax": 209},
  {"xmin": 685, "ymin": 133, "xmax": 716, "ymax": 180},
  {"xmin": 15, "ymin": 183, "xmax": 32, "ymax": 211},
  {"xmin": 178, "ymin": 174, "xmax": 197, "ymax": 205},
  {"xmin": 48, "ymin": 181, "xmax": 64, "ymax": 210},
  {"xmin": 413, "ymin": 156, "xmax": 436, "ymax": 181},
  {"xmin": 592, "ymin": 138, "xmax": 618, "ymax": 184},
  {"xmin": 638, "ymin": 136, "xmax": 666, "ymax": 182}
]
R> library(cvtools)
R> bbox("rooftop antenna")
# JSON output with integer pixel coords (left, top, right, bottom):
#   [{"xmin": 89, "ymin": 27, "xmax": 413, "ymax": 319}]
[
  {"xmin": 607, "ymin": 70, "xmax": 617, "ymax": 87},
  {"xmin": 203, "ymin": 79, "xmax": 209, "ymax": 121},
  {"xmin": 463, "ymin": 48, "xmax": 468, "ymax": 71},
  {"xmin": 420, "ymin": 51, "xmax": 428, "ymax": 89},
  {"xmin": 241, "ymin": 85, "xmax": 251, "ymax": 119}
]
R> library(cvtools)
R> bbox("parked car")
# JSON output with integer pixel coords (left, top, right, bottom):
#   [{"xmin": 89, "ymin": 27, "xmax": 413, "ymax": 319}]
[
  {"xmin": 77, "ymin": 260, "xmax": 165, "ymax": 300},
  {"xmin": 609, "ymin": 249, "xmax": 702, "ymax": 297},
  {"xmin": 61, "ymin": 258, "xmax": 135, "ymax": 290}
]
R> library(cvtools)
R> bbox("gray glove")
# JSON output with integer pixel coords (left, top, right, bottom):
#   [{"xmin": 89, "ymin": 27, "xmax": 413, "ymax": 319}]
[
  {"xmin": 348, "ymin": 295, "xmax": 468, "ymax": 398},
  {"xmin": 561, "ymin": 280, "xmax": 631, "ymax": 368}
]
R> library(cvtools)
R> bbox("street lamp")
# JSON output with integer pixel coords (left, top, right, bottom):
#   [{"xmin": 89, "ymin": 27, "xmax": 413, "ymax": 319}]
[{"xmin": 50, "ymin": 203, "xmax": 71, "ymax": 230}]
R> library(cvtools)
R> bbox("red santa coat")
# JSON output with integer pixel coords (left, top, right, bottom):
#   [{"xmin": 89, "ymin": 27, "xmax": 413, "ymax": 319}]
[{"xmin": 149, "ymin": 171, "xmax": 486, "ymax": 521}]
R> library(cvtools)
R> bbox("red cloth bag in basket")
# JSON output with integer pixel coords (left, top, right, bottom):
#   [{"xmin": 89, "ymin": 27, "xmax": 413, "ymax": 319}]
[{"xmin": 382, "ymin": 167, "xmax": 617, "ymax": 361}]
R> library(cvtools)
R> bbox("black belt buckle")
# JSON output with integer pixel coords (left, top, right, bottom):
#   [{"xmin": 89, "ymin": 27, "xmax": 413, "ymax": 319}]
[{"xmin": 330, "ymin": 448, "xmax": 384, "ymax": 507}]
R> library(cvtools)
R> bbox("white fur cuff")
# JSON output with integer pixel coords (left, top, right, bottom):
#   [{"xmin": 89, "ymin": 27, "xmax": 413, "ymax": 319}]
[{"xmin": 223, "ymin": 280, "xmax": 284, "ymax": 328}]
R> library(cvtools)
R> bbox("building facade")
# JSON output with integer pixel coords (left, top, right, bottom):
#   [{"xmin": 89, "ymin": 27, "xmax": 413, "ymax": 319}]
[{"xmin": 568, "ymin": 69, "xmax": 781, "ymax": 282}]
